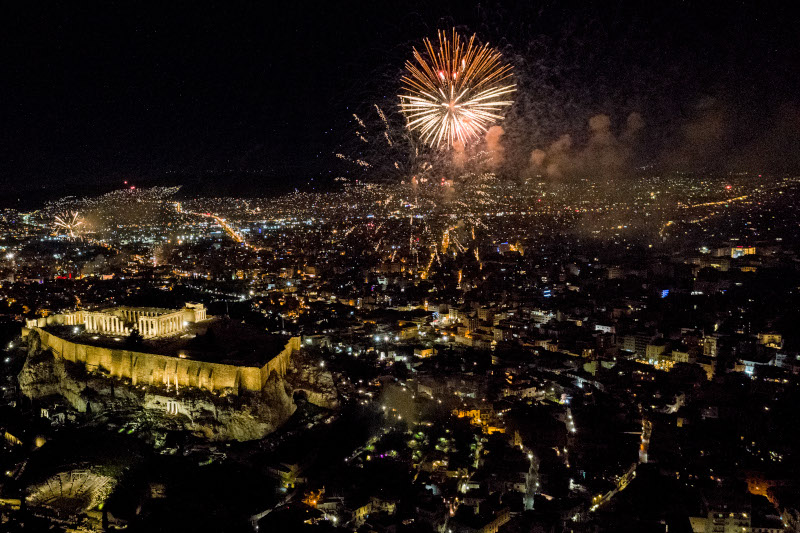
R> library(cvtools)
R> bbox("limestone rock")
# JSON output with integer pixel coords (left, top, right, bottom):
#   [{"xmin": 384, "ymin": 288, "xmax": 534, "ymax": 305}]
[
  {"xmin": 18, "ymin": 330, "xmax": 298, "ymax": 442},
  {"xmin": 285, "ymin": 350, "xmax": 339, "ymax": 409},
  {"xmin": 17, "ymin": 347, "xmax": 62, "ymax": 400}
]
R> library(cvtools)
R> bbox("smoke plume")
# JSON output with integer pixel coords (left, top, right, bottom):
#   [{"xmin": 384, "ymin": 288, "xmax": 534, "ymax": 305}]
[
  {"xmin": 485, "ymin": 126, "xmax": 506, "ymax": 169},
  {"xmin": 527, "ymin": 112, "xmax": 644, "ymax": 178}
]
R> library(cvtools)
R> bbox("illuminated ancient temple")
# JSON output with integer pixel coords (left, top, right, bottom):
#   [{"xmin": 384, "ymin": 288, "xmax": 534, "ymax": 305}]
[{"xmin": 56, "ymin": 303, "xmax": 208, "ymax": 338}]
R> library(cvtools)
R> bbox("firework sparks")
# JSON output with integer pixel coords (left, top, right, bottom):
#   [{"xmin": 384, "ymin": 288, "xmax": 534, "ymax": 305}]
[
  {"xmin": 353, "ymin": 114, "xmax": 367, "ymax": 130},
  {"xmin": 53, "ymin": 211, "xmax": 84, "ymax": 237},
  {"xmin": 336, "ymin": 153, "xmax": 371, "ymax": 168},
  {"xmin": 375, "ymin": 105, "xmax": 394, "ymax": 147},
  {"xmin": 399, "ymin": 29, "xmax": 515, "ymax": 148},
  {"xmin": 375, "ymin": 105, "xmax": 389, "ymax": 127}
]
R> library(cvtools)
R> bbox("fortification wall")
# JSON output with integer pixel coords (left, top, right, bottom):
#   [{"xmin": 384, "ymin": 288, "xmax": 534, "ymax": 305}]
[
  {"xmin": 260, "ymin": 336, "xmax": 300, "ymax": 387},
  {"xmin": 26, "ymin": 327, "xmax": 299, "ymax": 394}
]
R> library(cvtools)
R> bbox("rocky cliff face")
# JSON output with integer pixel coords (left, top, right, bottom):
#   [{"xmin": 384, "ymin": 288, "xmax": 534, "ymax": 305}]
[
  {"xmin": 18, "ymin": 330, "xmax": 307, "ymax": 442},
  {"xmin": 139, "ymin": 371, "xmax": 297, "ymax": 441},
  {"xmin": 285, "ymin": 350, "xmax": 339, "ymax": 409},
  {"xmin": 17, "ymin": 348, "xmax": 62, "ymax": 400}
]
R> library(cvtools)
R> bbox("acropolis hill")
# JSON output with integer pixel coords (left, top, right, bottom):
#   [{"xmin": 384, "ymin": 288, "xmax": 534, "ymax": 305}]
[{"xmin": 16, "ymin": 304, "xmax": 337, "ymax": 442}]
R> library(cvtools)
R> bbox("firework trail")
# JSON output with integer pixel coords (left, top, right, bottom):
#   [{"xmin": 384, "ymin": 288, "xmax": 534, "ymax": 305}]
[
  {"xmin": 353, "ymin": 114, "xmax": 367, "ymax": 130},
  {"xmin": 336, "ymin": 153, "xmax": 371, "ymax": 168}
]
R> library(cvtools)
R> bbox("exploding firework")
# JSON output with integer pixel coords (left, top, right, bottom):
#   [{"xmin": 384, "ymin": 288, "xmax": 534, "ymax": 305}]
[
  {"xmin": 53, "ymin": 211, "xmax": 83, "ymax": 237},
  {"xmin": 333, "ymin": 31, "xmax": 511, "ymax": 275},
  {"xmin": 399, "ymin": 29, "xmax": 515, "ymax": 148}
]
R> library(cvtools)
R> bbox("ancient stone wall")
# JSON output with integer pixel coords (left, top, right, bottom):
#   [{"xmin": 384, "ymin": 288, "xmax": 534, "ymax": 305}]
[
  {"xmin": 260, "ymin": 336, "xmax": 300, "ymax": 386},
  {"xmin": 23, "ymin": 327, "xmax": 299, "ymax": 395}
]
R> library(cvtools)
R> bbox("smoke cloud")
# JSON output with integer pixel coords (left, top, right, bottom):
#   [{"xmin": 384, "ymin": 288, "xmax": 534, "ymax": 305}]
[
  {"xmin": 452, "ymin": 139, "xmax": 466, "ymax": 168},
  {"xmin": 527, "ymin": 112, "xmax": 643, "ymax": 178},
  {"xmin": 663, "ymin": 98, "xmax": 727, "ymax": 170},
  {"xmin": 485, "ymin": 125, "xmax": 506, "ymax": 169}
]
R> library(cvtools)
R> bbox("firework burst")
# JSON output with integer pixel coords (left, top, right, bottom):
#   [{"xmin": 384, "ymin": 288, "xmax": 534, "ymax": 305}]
[
  {"xmin": 333, "ymin": 36, "xmax": 508, "ymax": 275},
  {"xmin": 399, "ymin": 29, "xmax": 515, "ymax": 148},
  {"xmin": 53, "ymin": 211, "xmax": 84, "ymax": 237}
]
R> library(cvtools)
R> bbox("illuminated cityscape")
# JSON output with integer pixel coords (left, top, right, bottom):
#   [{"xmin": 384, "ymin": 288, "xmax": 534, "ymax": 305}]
[{"xmin": 2, "ymin": 2, "xmax": 800, "ymax": 533}]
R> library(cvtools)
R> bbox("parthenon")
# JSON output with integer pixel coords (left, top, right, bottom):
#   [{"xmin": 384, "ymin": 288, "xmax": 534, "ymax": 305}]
[{"xmin": 55, "ymin": 303, "xmax": 208, "ymax": 338}]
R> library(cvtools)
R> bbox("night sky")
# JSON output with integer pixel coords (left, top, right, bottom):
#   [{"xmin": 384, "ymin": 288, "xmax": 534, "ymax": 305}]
[{"xmin": 1, "ymin": 1, "xmax": 798, "ymax": 197}]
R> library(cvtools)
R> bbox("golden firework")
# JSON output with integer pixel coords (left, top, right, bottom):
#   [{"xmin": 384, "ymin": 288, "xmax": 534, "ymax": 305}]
[
  {"xmin": 53, "ymin": 210, "xmax": 83, "ymax": 237},
  {"xmin": 399, "ymin": 29, "xmax": 515, "ymax": 148}
]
